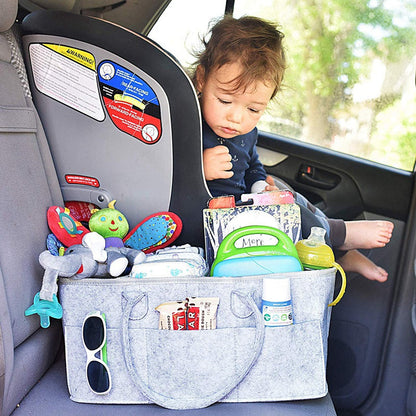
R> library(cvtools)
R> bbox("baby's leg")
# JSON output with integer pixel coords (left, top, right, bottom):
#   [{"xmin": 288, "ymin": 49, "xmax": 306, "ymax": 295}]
[
  {"xmin": 338, "ymin": 220, "xmax": 394, "ymax": 251},
  {"xmin": 337, "ymin": 249, "xmax": 388, "ymax": 282}
]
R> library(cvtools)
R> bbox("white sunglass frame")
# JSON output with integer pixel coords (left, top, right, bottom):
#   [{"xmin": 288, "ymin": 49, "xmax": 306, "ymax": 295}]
[{"xmin": 82, "ymin": 311, "xmax": 112, "ymax": 395}]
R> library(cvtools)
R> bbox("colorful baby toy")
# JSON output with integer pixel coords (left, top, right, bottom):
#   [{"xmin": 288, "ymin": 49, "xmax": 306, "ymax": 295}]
[{"xmin": 25, "ymin": 201, "xmax": 182, "ymax": 328}]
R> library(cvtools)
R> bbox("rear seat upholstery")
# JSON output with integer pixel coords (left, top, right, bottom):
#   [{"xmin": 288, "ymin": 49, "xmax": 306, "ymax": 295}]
[
  {"xmin": 0, "ymin": 0, "xmax": 63, "ymax": 414},
  {"xmin": 0, "ymin": 0, "xmax": 337, "ymax": 414}
]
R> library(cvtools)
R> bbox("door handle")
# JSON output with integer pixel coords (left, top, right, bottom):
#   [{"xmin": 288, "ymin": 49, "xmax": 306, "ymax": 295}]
[{"xmin": 297, "ymin": 164, "xmax": 340, "ymax": 190}]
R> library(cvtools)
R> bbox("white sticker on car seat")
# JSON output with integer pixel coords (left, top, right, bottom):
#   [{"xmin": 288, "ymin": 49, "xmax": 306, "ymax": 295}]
[{"xmin": 29, "ymin": 43, "xmax": 105, "ymax": 121}]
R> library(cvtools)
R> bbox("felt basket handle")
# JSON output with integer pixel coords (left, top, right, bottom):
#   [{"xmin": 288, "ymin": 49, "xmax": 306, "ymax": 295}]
[{"xmin": 121, "ymin": 291, "xmax": 265, "ymax": 410}]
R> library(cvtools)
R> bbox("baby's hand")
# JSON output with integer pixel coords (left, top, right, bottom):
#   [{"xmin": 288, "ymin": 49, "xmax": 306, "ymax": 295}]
[
  {"xmin": 203, "ymin": 145, "xmax": 234, "ymax": 180},
  {"xmin": 263, "ymin": 175, "xmax": 279, "ymax": 192}
]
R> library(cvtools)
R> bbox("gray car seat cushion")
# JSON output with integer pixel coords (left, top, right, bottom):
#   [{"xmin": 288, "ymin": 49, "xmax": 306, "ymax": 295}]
[
  {"xmin": 4, "ymin": 29, "xmax": 32, "ymax": 99},
  {"xmin": 0, "ymin": 0, "xmax": 17, "ymax": 32},
  {"xmin": 0, "ymin": 10, "xmax": 63, "ymax": 414},
  {"xmin": 13, "ymin": 357, "xmax": 337, "ymax": 416}
]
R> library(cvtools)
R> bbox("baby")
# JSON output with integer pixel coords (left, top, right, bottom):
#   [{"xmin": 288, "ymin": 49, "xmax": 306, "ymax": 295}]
[{"xmin": 192, "ymin": 15, "xmax": 393, "ymax": 281}]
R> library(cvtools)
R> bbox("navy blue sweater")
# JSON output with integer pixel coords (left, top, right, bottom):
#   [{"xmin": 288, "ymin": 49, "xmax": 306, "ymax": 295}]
[{"xmin": 202, "ymin": 121, "xmax": 267, "ymax": 200}]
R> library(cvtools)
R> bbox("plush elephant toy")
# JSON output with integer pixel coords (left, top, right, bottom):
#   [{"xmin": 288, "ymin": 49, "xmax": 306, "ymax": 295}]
[
  {"xmin": 38, "ymin": 231, "xmax": 146, "ymax": 301},
  {"xmin": 25, "ymin": 201, "xmax": 146, "ymax": 328}
]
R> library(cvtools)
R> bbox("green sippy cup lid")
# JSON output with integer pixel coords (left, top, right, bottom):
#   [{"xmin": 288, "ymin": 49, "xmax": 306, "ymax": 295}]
[{"xmin": 295, "ymin": 227, "xmax": 335, "ymax": 269}]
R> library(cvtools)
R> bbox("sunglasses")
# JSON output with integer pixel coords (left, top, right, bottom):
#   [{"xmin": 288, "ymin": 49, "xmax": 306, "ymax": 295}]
[{"xmin": 82, "ymin": 311, "xmax": 112, "ymax": 395}]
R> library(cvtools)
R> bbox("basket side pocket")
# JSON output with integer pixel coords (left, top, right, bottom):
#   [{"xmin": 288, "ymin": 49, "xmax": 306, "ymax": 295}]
[
  {"xmin": 122, "ymin": 291, "xmax": 265, "ymax": 410},
  {"xmin": 223, "ymin": 320, "xmax": 327, "ymax": 402}
]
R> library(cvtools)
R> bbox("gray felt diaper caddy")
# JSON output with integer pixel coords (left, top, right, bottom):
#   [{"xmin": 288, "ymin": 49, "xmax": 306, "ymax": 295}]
[{"xmin": 59, "ymin": 268, "xmax": 336, "ymax": 410}]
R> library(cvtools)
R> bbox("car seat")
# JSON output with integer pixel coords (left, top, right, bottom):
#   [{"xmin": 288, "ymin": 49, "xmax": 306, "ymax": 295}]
[
  {"xmin": 0, "ymin": 2, "xmax": 337, "ymax": 414},
  {"xmin": 20, "ymin": 9, "xmax": 211, "ymax": 247}
]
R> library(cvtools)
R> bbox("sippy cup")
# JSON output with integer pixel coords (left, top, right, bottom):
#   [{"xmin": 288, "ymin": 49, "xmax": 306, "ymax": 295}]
[{"xmin": 295, "ymin": 227, "xmax": 346, "ymax": 306}]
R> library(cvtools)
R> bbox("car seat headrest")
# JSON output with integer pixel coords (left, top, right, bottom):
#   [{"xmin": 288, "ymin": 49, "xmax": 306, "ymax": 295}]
[{"xmin": 0, "ymin": 0, "xmax": 18, "ymax": 32}]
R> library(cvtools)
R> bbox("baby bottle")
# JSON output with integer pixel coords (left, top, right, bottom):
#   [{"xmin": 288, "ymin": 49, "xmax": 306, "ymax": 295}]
[{"xmin": 295, "ymin": 227, "xmax": 346, "ymax": 306}]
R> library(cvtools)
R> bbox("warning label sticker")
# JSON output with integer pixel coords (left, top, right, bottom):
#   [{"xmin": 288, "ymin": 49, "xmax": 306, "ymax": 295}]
[
  {"xmin": 43, "ymin": 44, "xmax": 96, "ymax": 70},
  {"xmin": 65, "ymin": 174, "xmax": 100, "ymax": 187},
  {"xmin": 29, "ymin": 43, "xmax": 105, "ymax": 121},
  {"xmin": 98, "ymin": 60, "xmax": 162, "ymax": 144}
]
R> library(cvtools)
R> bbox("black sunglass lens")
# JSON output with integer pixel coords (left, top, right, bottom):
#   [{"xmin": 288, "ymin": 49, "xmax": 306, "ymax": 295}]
[
  {"xmin": 83, "ymin": 316, "xmax": 104, "ymax": 350},
  {"xmin": 87, "ymin": 360, "xmax": 110, "ymax": 393}
]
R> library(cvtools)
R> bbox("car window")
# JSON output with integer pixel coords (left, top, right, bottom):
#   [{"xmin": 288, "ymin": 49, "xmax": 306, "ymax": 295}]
[
  {"xmin": 149, "ymin": 0, "xmax": 416, "ymax": 171},
  {"xmin": 148, "ymin": 0, "xmax": 226, "ymax": 68}
]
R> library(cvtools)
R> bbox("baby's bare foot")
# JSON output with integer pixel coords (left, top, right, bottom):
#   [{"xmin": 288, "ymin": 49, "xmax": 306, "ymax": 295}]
[
  {"xmin": 339, "ymin": 220, "xmax": 394, "ymax": 251},
  {"xmin": 337, "ymin": 249, "xmax": 388, "ymax": 282}
]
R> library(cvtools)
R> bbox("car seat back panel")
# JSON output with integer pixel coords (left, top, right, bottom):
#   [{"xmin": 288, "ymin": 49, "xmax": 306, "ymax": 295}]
[
  {"xmin": 23, "ymin": 34, "xmax": 173, "ymax": 225},
  {"xmin": 22, "ymin": 11, "xmax": 211, "ymax": 246}
]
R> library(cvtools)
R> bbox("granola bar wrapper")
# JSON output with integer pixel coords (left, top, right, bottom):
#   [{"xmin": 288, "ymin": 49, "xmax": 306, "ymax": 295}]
[
  {"xmin": 186, "ymin": 297, "xmax": 219, "ymax": 330},
  {"xmin": 156, "ymin": 297, "xmax": 219, "ymax": 330},
  {"xmin": 155, "ymin": 301, "xmax": 187, "ymax": 330}
]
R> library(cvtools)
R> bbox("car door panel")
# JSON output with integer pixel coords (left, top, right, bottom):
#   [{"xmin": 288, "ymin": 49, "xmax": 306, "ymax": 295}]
[
  {"xmin": 257, "ymin": 132, "xmax": 412, "ymax": 221},
  {"xmin": 257, "ymin": 130, "xmax": 415, "ymax": 415}
]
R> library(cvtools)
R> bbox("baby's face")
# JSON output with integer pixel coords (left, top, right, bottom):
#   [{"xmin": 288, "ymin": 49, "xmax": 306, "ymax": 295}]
[{"xmin": 197, "ymin": 62, "xmax": 275, "ymax": 139}]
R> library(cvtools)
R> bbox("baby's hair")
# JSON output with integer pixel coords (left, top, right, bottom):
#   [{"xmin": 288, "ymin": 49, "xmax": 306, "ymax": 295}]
[{"xmin": 193, "ymin": 15, "xmax": 286, "ymax": 99}]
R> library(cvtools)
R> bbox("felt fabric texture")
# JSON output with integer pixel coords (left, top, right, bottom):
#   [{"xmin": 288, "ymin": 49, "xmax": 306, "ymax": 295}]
[
  {"xmin": 58, "ymin": 268, "xmax": 336, "ymax": 409},
  {"xmin": 14, "ymin": 356, "xmax": 338, "ymax": 415},
  {"xmin": 122, "ymin": 291, "xmax": 265, "ymax": 409}
]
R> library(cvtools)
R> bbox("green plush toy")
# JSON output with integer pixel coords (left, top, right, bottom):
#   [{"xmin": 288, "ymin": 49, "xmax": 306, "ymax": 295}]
[
  {"xmin": 89, "ymin": 199, "xmax": 129, "ymax": 248},
  {"xmin": 87, "ymin": 200, "xmax": 145, "ymax": 276}
]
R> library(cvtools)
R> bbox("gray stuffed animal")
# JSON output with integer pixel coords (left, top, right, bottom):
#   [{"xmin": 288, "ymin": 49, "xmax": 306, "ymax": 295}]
[{"xmin": 25, "ymin": 231, "xmax": 145, "ymax": 328}]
